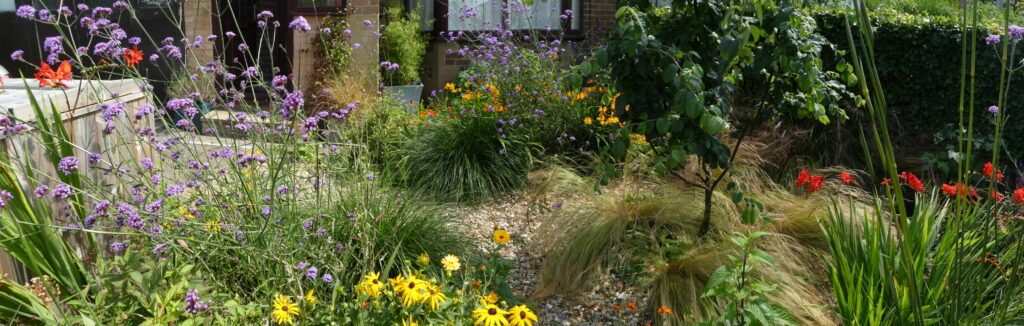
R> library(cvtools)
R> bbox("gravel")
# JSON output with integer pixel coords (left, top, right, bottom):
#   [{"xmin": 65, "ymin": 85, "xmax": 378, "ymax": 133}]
[{"xmin": 451, "ymin": 192, "xmax": 652, "ymax": 325}]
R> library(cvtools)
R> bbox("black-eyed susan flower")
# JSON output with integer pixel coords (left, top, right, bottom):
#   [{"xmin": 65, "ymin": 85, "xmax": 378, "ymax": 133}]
[
  {"xmin": 271, "ymin": 294, "xmax": 300, "ymax": 325},
  {"xmin": 355, "ymin": 272, "xmax": 383, "ymax": 298},
  {"xmin": 398, "ymin": 275, "xmax": 429, "ymax": 306},
  {"xmin": 441, "ymin": 255, "xmax": 461, "ymax": 272},
  {"xmin": 426, "ymin": 284, "xmax": 447, "ymax": 310},
  {"xmin": 507, "ymin": 305, "xmax": 538, "ymax": 326},
  {"xmin": 472, "ymin": 304, "xmax": 509, "ymax": 326},
  {"xmin": 492, "ymin": 229, "xmax": 510, "ymax": 244},
  {"xmin": 205, "ymin": 218, "xmax": 222, "ymax": 233},
  {"xmin": 304, "ymin": 289, "xmax": 317, "ymax": 306}
]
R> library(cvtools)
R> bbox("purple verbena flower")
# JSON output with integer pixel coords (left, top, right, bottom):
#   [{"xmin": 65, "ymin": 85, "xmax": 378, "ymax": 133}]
[
  {"xmin": 58, "ymin": 156, "xmax": 78, "ymax": 175},
  {"xmin": 16, "ymin": 5, "xmax": 36, "ymax": 19},
  {"xmin": 289, "ymin": 16, "xmax": 311, "ymax": 31},
  {"xmin": 52, "ymin": 184, "xmax": 73, "ymax": 200}
]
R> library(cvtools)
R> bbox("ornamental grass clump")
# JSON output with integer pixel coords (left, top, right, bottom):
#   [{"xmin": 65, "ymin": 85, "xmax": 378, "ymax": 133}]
[{"xmin": 532, "ymin": 143, "xmax": 872, "ymax": 325}]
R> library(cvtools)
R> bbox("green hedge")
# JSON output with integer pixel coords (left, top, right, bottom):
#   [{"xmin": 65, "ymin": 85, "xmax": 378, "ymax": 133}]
[{"xmin": 812, "ymin": 9, "xmax": 1024, "ymax": 167}]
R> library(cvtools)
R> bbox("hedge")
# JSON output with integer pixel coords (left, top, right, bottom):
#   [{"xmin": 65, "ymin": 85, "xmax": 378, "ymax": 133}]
[{"xmin": 812, "ymin": 9, "xmax": 1024, "ymax": 169}]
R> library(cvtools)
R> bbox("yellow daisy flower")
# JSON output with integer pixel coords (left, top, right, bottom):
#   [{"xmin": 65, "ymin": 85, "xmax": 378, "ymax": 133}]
[
  {"xmin": 507, "ymin": 305, "xmax": 538, "ymax": 326},
  {"xmin": 492, "ymin": 229, "xmax": 510, "ymax": 244},
  {"xmin": 271, "ymin": 294, "xmax": 300, "ymax": 325},
  {"xmin": 399, "ymin": 275, "xmax": 429, "ymax": 306},
  {"xmin": 425, "ymin": 284, "xmax": 447, "ymax": 310},
  {"xmin": 441, "ymin": 255, "xmax": 461, "ymax": 272},
  {"xmin": 304, "ymin": 289, "xmax": 317, "ymax": 306},
  {"xmin": 473, "ymin": 304, "xmax": 509, "ymax": 326},
  {"xmin": 205, "ymin": 219, "xmax": 222, "ymax": 233},
  {"xmin": 355, "ymin": 272, "xmax": 384, "ymax": 298}
]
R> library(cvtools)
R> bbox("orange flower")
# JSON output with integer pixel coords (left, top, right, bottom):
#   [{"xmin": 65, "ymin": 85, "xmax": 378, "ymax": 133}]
[
  {"xmin": 612, "ymin": 304, "xmax": 622, "ymax": 311},
  {"xmin": 419, "ymin": 109, "xmax": 437, "ymax": 117},
  {"xmin": 125, "ymin": 46, "xmax": 143, "ymax": 67},
  {"xmin": 941, "ymin": 184, "xmax": 958, "ymax": 197},
  {"xmin": 626, "ymin": 302, "xmax": 637, "ymax": 310},
  {"xmin": 983, "ymin": 162, "xmax": 1005, "ymax": 182},
  {"xmin": 880, "ymin": 178, "xmax": 892, "ymax": 186},
  {"xmin": 839, "ymin": 171, "xmax": 857, "ymax": 185},
  {"xmin": 806, "ymin": 175, "xmax": 826, "ymax": 193},
  {"xmin": 900, "ymin": 172, "xmax": 925, "ymax": 193},
  {"xmin": 1014, "ymin": 188, "xmax": 1024, "ymax": 204},
  {"xmin": 796, "ymin": 170, "xmax": 810, "ymax": 188},
  {"xmin": 34, "ymin": 61, "xmax": 72, "ymax": 88},
  {"xmin": 657, "ymin": 306, "xmax": 674, "ymax": 315},
  {"xmin": 991, "ymin": 190, "xmax": 1005, "ymax": 202}
]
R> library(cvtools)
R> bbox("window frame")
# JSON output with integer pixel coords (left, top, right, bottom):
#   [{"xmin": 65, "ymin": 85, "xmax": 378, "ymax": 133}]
[
  {"xmin": 290, "ymin": 0, "xmax": 347, "ymax": 16},
  {"xmin": 429, "ymin": 0, "xmax": 583, "ymax": 40}
]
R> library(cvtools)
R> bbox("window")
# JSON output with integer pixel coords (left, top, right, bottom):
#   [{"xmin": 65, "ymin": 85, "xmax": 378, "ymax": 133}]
[
  {"xmin": 412, "ymin": 0, "xmax": 580, "ymax": 32},
  {"xmin": 297, "ymin": 0, "xmax": 344, "ymax": 7}
]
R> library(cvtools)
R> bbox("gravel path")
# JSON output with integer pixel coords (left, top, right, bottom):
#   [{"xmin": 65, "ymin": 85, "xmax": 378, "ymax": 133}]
[{"xmin": 452, "ymin": 192, "xmax": 652, "ymax": 325}]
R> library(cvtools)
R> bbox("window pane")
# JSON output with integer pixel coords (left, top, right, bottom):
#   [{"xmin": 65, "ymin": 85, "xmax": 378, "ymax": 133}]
[
  {"xmin": 447, "ymin": 0, "xmax": 502, "ymax": 31},
  {"xmin": 298, "ymin": 0, "xmax": 344, "ymax": 8},
  {"xmin": 571, "ymin": 0, "xmax": 580, "ymax": 29},
  {"xmin": 510, "ymin": 0, "xmax": 560, "ymax": 30},
  {"xmin": 408, "ymin": 0, "xmax": 434, "ymax": 31}
]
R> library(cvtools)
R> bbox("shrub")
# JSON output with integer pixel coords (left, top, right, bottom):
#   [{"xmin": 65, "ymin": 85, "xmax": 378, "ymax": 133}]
[{"xmin": 380, "ymin": 5, "xmax": 428, "ymax": 85}]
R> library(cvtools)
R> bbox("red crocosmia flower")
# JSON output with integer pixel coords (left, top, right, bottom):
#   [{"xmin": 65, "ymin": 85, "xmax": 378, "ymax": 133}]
[
  {"xmin": 966, "ymin": 186, "xmax": 980, "ymax": 200},
  {"xmin": 34, "ymin": 61, "xmax": 72, "ymax": 88},
  {"xmin": 881, "ymin": 178, "xmax": 892, "ymax": 186},
  {"xmin": 1014, "ymin": 188, "xmax": 1024, "ymax": 204},
  {"xmin": 941, "ymin": 184, "xmax": 958, "ymax": 197},
  {"xmin": 796, "ymin": 169, "xmax": 810, "ymax": 188},
  {"xmin": 983, "ymin": 162, "xmax": 995, "ymax": 178},
  {"xmin": 124, "ymin": 46, "xmax": 143, "ymax": 67},
  {"xmin": 991, "ymin": 190, "xmax": 1006, "ymax": 202},
  {"xmin": 839, "ymin": 171, "xmax": 857, "ymax": 185},
  {"xmin": 806, "ymin": 175, "xmax": 826, "ymax": 193},
  {"xmin": 900, "ymin": 172, "xmax": 925, "ymax": 193}
]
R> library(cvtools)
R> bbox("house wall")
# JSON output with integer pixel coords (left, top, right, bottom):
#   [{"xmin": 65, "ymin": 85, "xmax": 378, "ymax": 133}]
[
  {"xmin": 182, "ymin": 0, "xmax": 216, "ymax": 66},
  {"xmin": 421, "ymin": 0, "xmax": 618, "ymax": 93},
  {"xmin": 291, "ymin": 0, "xmax": 381, "ymax": 92}
]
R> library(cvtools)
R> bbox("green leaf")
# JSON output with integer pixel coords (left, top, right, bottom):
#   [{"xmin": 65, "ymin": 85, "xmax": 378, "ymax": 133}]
[
  {"xmin": 700, "ymin": 114, "xmax": 727, "ymax": 134},
  {"xmin": 656, "ymin": 118, "xmax": 669, "ymax": 134},
  {"xmin": 683, "ymin": 91, "xmax": 702, "ymax": 119}
]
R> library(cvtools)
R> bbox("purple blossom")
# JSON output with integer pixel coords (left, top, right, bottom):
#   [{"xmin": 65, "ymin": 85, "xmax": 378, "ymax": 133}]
[
  {"xmin": 306, "ymin": 266, "xmax": 318, "ymax": 279},
  {"xmin": 140, "ymin": 157, "xmax": 155, "ymax": 171},
  {"xmin": 165, "ymin": 183, "xmax": 186, "ymax": 196},
  {"xmin": 58, "ymin": 156, "xmax": 79, "ymax": 175},
  {"xmin": 289, "ymin": 16, "xmax": 311, "ymax": 31},
  {"xmin": 110, "ymin": 242, "xmax": 128, "ymax": 252},
  {"xmin": 303, "ymin": 220, "xmax": 313, "ymax": 229},
  {"xmin": 987, "ymin": 34, "xmax": 1002, "ymax": 45},
  {"xmin": 322, "ymin": 273, "xmax": 333, "ymax": 283},
  {"xmin": 33, "ymin": 185, "xmax": 48, "ymax": 198},
  {"xmin": 52, "ymin": 184, "xmax": 73, "ymax": 200},
  {"xmin": 365, "ymin": 173, "xmax": 375, "ymax": 181},
  {"xmin": 1011, "ymin": 25, "xmax": 1024, "ymax": 41},
  {"xmin": 128, "ymin": 37, "xmax": 142, "ymax": 45},
  {"xmin": 0, "ymin": 190, "xmax": 11, "ymax": 212},
  {"xmin": 112, "ymin": 1, "xmax": 129, "ymax": 9},
  {"xmin": 989, "ymin": 105, "xmax": 999, "ymax": 115},
  {"xmin": 257, "ymin": 10, "xmax": 274, "ymax": 20},
  {"xmin": 77, "ymin": 4, "xmax": 89, "ymax": 11},
  {"xmin": 10, "ymin": 50, "xmax": 24, "ymax": 61},
  {"xmin": 183, "ymin": 289, "xmax": 210, "ymax": 314},
  {"xmin": 38, "ymin": 9, "xmax": 53, "ymax": 21},
  {"xmin": 281, "ymin": 91, "xmax": 304, "ymax": 119},
  {"xmin": 16, "ymin": 5, "xmax": 35, "ymax": 19}
]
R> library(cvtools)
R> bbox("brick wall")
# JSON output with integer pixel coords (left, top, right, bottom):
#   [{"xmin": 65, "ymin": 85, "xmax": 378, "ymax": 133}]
[
  {"xmin": 582, "ymin": 0, "xmax": 617, "ymax": 38},
  {"xmin": 292, "ymin": 0, "xmax": 381, "ymax": 91},
  {"xmin": 182, "ymin": 0, "xmax": 215, "ymax": 66}
]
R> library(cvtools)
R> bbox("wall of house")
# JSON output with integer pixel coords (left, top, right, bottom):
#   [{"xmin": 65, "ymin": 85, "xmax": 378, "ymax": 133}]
[
  {"xmin": 291, "ymin": 0, "xmax": 381, "ymax": 92},
  {"xmin": 421, "ymin": 0, "xmax": 618, "ymax": 93},
  {"xmin": 182, "ymin": 0, "xmax": 216, "ymax": 66}
]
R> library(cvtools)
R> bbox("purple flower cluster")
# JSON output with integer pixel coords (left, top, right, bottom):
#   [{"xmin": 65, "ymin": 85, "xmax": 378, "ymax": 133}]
[
  {"xmin": 52, "ymin": 184, "xmax": 74, "ymax": 200},
  {"xmin": 16, "ymin": 5, "xmax": 35, "ymax": 19},
  {"xmin": 289, "ymin": 16, "xmax": 311, "ymax": 31},
  {"xmin": 183, "ymin": 289, "xmax": 210, "ymax": 314},
  {"xmin": 58, "ymin": 156, "xmax": 79, "ymax": 175}
]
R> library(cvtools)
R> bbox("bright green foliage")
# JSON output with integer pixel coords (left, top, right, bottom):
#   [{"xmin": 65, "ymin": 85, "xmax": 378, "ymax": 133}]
[
  {"xmin": 380, "ymin": 5, "xmax": 428, "ymax": 85},
  {"xmin": 700, "ymin": 231, "xmax": 794, "ymax": 326},
  {"xmin": 823, "ymin": 194, "xmax": 1024, "ymax": 325}
]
